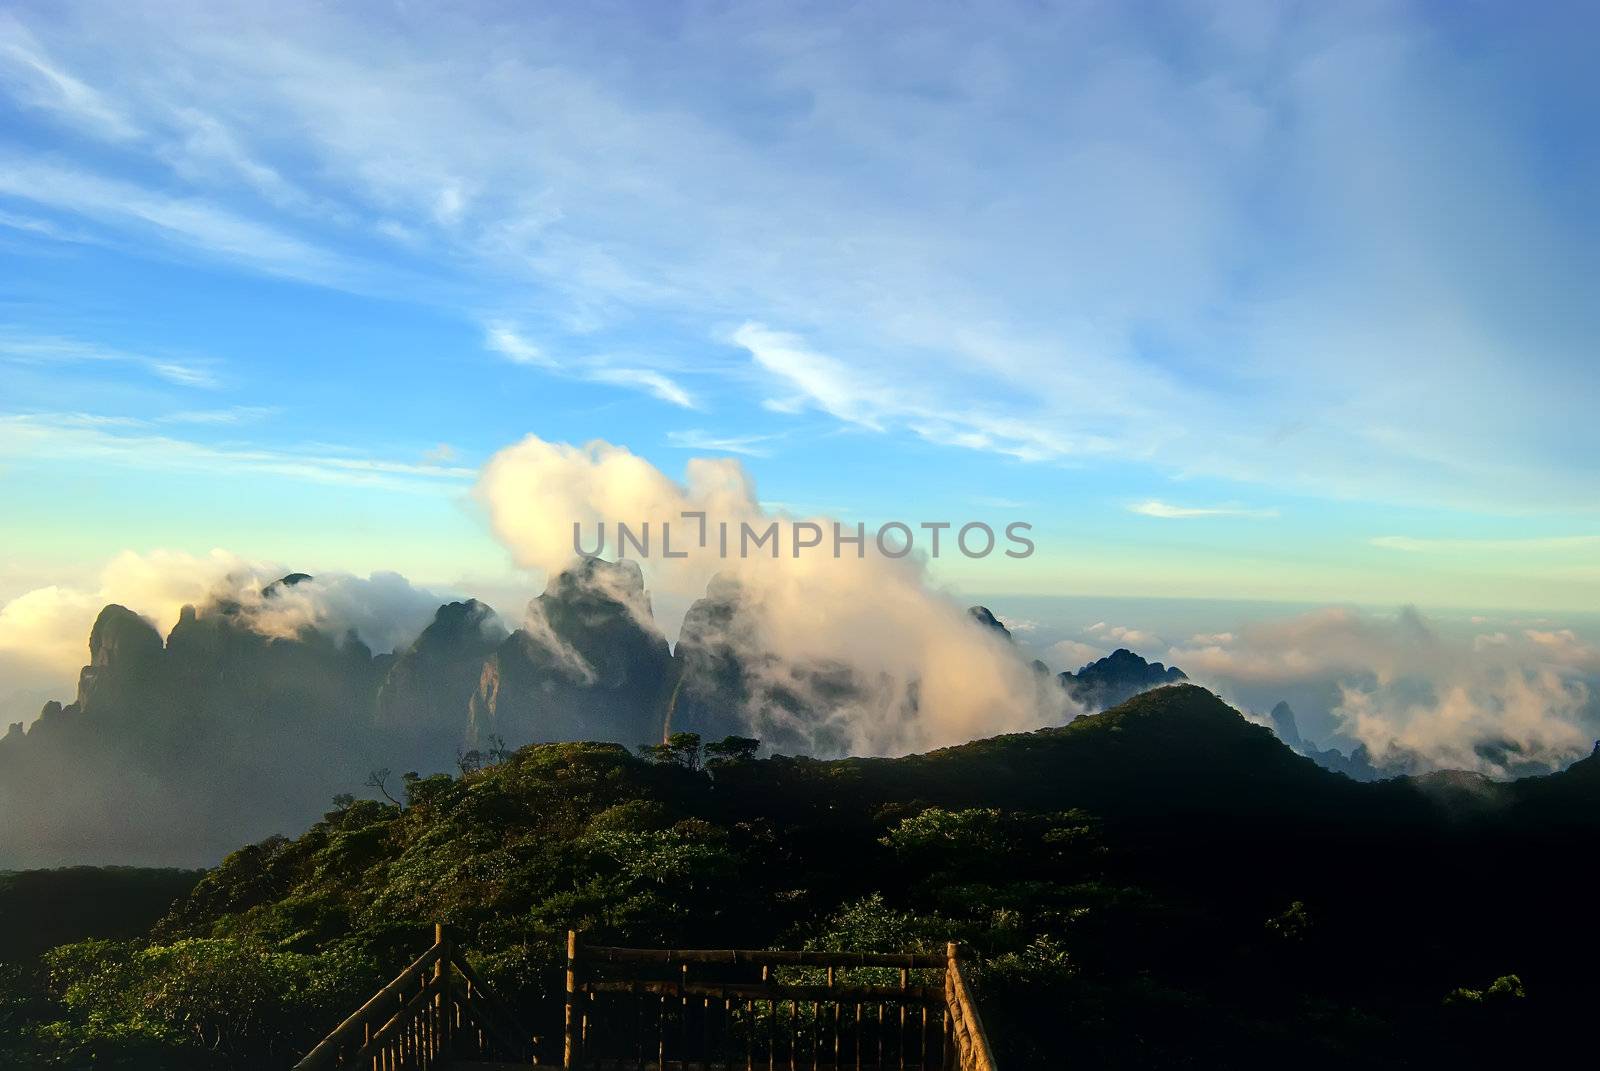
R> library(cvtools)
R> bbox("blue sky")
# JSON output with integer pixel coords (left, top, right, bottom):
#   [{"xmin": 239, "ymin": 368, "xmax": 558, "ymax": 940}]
[{"xmin": 1, "ymin": 0, "xmax": 1597, "ymax": 620}]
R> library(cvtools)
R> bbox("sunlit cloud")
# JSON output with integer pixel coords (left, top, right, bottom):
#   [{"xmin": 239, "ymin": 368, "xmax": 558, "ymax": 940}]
[
  {"xmin": 1168, "ymin": 607, "xmax": 1600, "ymax": 778},
  {"xmin": 1085, "ymin": 621, "xmax": 1159, "ymax": 648},
  {"xmin": 1048, "ymin": 639, "xmax": 1105, "ymax": 669}
]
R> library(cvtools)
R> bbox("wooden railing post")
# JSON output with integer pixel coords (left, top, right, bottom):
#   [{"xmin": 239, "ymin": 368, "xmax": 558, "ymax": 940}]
[
  {"xmin": 564, "ymin": 929, "xmax": 580, "ymax": 1069},
  {"xmin": 435, "ymin": 923, "xmax": 453, "ymax": 1059},
  {"xmin": 946, "ymin": 943, "xmax": 959, "ymax": 1071},
  {"xmin": 943, "ymin": 942, "xmax": 998, "ymax": 1071}
]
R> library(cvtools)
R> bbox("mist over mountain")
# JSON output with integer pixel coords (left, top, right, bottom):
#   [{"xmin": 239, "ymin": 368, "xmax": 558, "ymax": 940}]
[
  {"xmin": 1263, "ymin": 699, "xmax": 1383, "ymax": 781},
  {"xmin": 665, "ymin": 573, "xmax": 913, "ymax": 755},
  {"xmin": 375, "ymin": 597, "xmax": 507, "ymax": 762},
  {"xmin": 468, "ymin": 557, "xmax": 674, "ymax": 749},
  {"xmin": 0, "ymin": 582, "xmax": 392, "ymax": 868},
  {"xmin": 4, "ymin": 549, "xmax": 1594, "ymax": 869},
  {"xmin": 0, "ymin": 561, "xmax": 1080, "ymax": 867}
]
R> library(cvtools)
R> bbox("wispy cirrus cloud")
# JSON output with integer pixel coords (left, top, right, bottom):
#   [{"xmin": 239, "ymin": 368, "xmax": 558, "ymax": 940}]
[
  {"xmin": 0, "ymin": 159, "xmax": 364, "ymax": 289},
  {"xmin": 1129, "ymin": 500, "xmax": 1279, "ymax": 520},
  {"xmin": 484, "ymin": 323, "xmax": 696, "ymax": 409},
  {"xmin": 665, "ymin": 430, "xmax": 776, "ymax": 457},
  {"xmin": 1085, "ymin": 621, "xmax": 1159, "ymax": 648},
  {"xmin": 484, "ymin": 323, "xmax": 554, "ymax": 368},
  {"xmin": 732, "ymin": 322, "xmax": 1090, "ymax": 462},
  {"xmin": 0, "ymin": 413, "xmax": 472, "ymax": 492},
  {"xmin": 589, "ymin": 368, "xmax": 696, "ymax": 410},
  {"xmin": 735, "ymin": 322, "xmax": 890, "ymax": 431},
  {"xmin": 0, "ymin": 332, "xmax": 220, "ymax": 389},
  {"xmin": 0, "ymin": 15, "xmax": 137, "ymax": 140},
  {"xmin": 160, "ymin": 406, "xmax": 278, "ymax": 425}
]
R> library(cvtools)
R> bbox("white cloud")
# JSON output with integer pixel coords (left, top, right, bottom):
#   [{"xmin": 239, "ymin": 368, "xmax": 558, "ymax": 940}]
[
  {"xmin": 0, "ymin": 15, "xmax": 138, "ymax": 140},
  {"xmin": 666, "ymin": 430, "xmax": 775, "ymax": 457},
  {"xmin": 160, "ymin": 406, "xmax": 277, "ymax": 425},
  {"xmin": 1130, "ymin": 500, "xmax": 1279, "ymax": 519},
  {"xmin": 1085, "ymin": 621, "xmax": 1158, "ymax": 648},
  {"xmin": 0, "ymin": 550, "xmax": 458, "ymax": 718},
  {"xmin": 1167, "ymin": 607, "xmax": 1600, "ymax": 777},
  {"xmin": 0, "ymin": 332, "xmax": 220, "ymax": 389},
  {"xmin": 732, "ymin": 321, "xmax": 1090, "ymax": 461},
  {"xmin": 733, "ymin": 322, "xmax": 889, "ymax": 431},
  {"xmin": 1048, "ymin": 639, "xmax": 1105, "ymax": 670},
  {"xmin": 0, "ymin": 4, "xmax": 1594, "ymax": 507},
  {"xmin": 475, "ymin": 434, "xmax": 1073, "ymax": 755},
  {"xmin": 0, "ymin": 158, "xmax": 364, "ymax": 288},
  {"xmin": 0, "ymin": 209, "xmax": 95, "ymax": 242},
  {"xmin": 0, "ymin": 413, "xmax": 473, "ymax": 492},
  {"xmin": 484, "ymin": 323, "xmax": 553, "ymax": 367},
  {"xmin": 589, "ymin": 368, "xmax": 696, "ymax": 410},
  {"xmin": 484, "ymin": 323, "xmax": 697, "ymax": 408}
]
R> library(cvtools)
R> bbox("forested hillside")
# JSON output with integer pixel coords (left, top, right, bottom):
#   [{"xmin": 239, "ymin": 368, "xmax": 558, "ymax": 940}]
[{"xmin": 4, "ymin": 686, "xmax": 1597, "ymax": 1068}]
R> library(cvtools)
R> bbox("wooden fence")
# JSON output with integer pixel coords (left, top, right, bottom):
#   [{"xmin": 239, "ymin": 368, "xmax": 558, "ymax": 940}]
[
  {"xmin": 564, "ymin": 934, "xmax": 997, "ymax": 1071},
  {"xmin": 294, "ymin": 930, "xmax": 997, "ymax": 1071},
  {"xmin": 292, "ymin": 925, "xmax": 535, "ymax": 1071}
]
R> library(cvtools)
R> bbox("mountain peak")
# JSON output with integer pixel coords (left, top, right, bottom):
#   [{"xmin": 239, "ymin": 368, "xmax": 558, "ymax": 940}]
[
  {"xmin": 422, "ymin": 599, "xmax": 504, "ymax": 646},
  {"xmin": 1269, "ymin": 700, "xmax": 1303, "ymax": 749},
  {"xmin": 87, "ymin": 605, "xmax": 163, "ymax": 668},
  {"xmin": 967, "ymin": 605, "xmax": 1011, "ymax": 639},
  {"xmin": 262, "ymin": 572, "xmax": 313, "ymax": 598},
  {"xmin": 1059, "ymin": 647, "xmax": 1186, "ymax": 713}
]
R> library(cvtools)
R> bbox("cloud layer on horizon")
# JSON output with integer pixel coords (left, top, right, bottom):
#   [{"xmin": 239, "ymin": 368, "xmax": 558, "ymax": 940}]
[{"xmin": 1168, "ymin": 607, "xmax": 1600, "ymax": 778}]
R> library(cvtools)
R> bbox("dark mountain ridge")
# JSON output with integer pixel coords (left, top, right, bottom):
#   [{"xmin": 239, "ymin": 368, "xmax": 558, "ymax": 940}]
[
  {"xmin": 23, "ymin": 683, "xmax": 1593, "ymax": 1069},
  {"xmin": 2, "ymin": 558, "xmax": 1582, "ymax": 869},
  {"xmin": 1059, "ymin": 647, "xmax": 1187, "ymax": 712}
]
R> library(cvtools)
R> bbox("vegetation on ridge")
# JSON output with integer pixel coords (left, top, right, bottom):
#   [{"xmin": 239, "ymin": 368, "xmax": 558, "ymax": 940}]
[{"xmin": 3, "ymin": 685, "xmax": 1597, "ymax": 1068}]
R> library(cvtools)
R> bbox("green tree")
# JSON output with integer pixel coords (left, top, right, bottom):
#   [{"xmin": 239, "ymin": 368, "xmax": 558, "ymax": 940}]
[
  {"xmin": 705, "ymin": 735, "xmax": 760, "ymax": 767},
  {"xmin": 639, "ymin": 731, "xmax": 703, "ymax": 770}
]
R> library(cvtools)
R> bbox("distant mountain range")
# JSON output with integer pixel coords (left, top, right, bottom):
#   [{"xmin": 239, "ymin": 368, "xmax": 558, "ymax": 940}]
[
  {"xmin": 0, "ymin": 557, "xmax": 1507, "ymax": 866},
  {"xmin": 1059, "ymin": 647, "xmax": 1188, "ymax": 712}
]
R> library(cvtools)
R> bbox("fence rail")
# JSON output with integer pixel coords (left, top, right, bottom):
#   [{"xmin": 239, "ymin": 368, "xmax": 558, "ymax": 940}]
[
  {"xmin": 942, "ymin": 946, "xmax": 996, "ymax": 1071},
  {"xmin": 564, "ymin": 934, "xmax": 998, "ymax": 1071},
  {"xmin": 294, "ymin": 930, "xmax": 998, "ymax": 1071},
  {"xmin": 293, "ymin": 925, "xmax": 536, "ymax": 1071}
]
